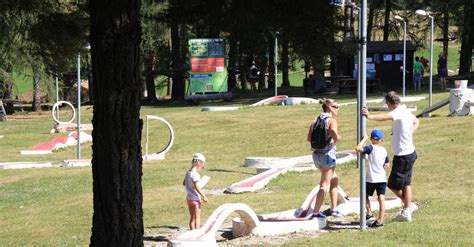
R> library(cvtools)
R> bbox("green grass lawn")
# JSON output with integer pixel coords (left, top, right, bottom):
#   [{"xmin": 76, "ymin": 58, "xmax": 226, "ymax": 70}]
[{"xmin": 0, "ymin": 88, "xmax": 473, "ymax": 246}]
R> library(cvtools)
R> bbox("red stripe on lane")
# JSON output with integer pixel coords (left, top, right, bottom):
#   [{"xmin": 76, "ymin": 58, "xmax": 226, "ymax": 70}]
[{"xmin": 232, "ymin": 168, "xmax": 286, "ymax": 188}]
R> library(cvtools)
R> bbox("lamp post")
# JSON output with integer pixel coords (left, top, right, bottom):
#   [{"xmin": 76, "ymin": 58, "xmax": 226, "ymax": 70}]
[
  {"xmin": 55, "ymin": 76, "xmax": 59, "ymax": 120},
  {"xmin": 77, "ymin": 44, "xmax": 91, "ymax": 159},
  {"xmin": 415, "ymin": 9, "xmax": 434, "ymax": 109},
  {"xmin": 77, "ymin": 53, "xmax": 81, "ymax": 159},
  {"xmin": 351, "ymin": 4, "xmax": 362, "ymax": 170},
  {"xmin": 394, "ymin": 15, "xmax": 407, "ymax": 97},
  {"xmin": 357, "ymin": 0, "xmax": 367, "ymax": 231},
  {"xmin": 274, "ymin": 32, "xmax": 279, "ymax": 97}
]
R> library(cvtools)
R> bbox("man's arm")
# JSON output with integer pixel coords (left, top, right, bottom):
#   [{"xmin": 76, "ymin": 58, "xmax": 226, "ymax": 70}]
[
  {"xmin": 412, "ymin": 115, "xmax": 420, "ymax": 133},
  {"xmin": 361, "ymin": 106, "xmax": 393, "ymax": 121}
]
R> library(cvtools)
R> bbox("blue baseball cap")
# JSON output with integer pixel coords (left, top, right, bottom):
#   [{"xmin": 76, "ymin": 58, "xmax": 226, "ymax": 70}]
[{"xmin": 370, "ymin": 129, "xmax": 384, "ymax": 140}]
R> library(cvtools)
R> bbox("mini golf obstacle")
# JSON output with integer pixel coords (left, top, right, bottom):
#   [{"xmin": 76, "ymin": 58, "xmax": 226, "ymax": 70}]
[
  {"xmin": 60, "ymin": 115, "xmax": 175, "ymax": 166},
  {"xmin": 0, "ymin": 162, "xmax": 53, "ymax": 169},
  {"xmin": 225, "ymin": 151, "xmax": 357, "ymax": 193},
  {"xmin": 143, "ymin": 115, "xmax": 175, "ymax": 161},
  {"xmin": 167, "ymin": 202, "xmax": 326, "ymax": 247},
  {"xmin": 168, "ymin": 184, "xmax": 401, "ymax": 246},
  {"xmin": 20, "ymin": 131, "xmax": 92, "ymax": 155},
  {"xmin": 51, "ymin": 101, "xmax": 93, "ymax": 133},
  {"xmin": 201, "ymin": 95, "xmax": 427, "ymax": 112},
  {"xmin": 201, "ymin": 95, "xmax": 289, "ymax": 112}
]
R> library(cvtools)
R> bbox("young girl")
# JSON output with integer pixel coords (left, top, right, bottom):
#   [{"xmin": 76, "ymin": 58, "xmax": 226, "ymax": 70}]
[{"xmin": 183, "ymin": 153, "xmax": 208, "ymax": 230}]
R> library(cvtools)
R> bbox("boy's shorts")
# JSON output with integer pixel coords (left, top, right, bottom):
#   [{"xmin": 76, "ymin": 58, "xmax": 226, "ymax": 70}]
[
  {"xmin": 312, "ymin": 149, "xmax": 336, "ymax": 169},
  {"xmin": 366, "ymin": 182, "xmax": 387, "ymax": 196},
  {"xmin": 413, "ymin": 74, "xmax": 422, "ymax": 84},
  {"xmin": 388, "ymin": 151, "xmax": 417, "ymax": 190}
]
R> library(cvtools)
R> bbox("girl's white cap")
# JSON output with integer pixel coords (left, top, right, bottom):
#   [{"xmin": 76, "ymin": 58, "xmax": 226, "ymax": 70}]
[{"xmin": 192, "ymin": 153, "xmax": 206, "ymax": 163}]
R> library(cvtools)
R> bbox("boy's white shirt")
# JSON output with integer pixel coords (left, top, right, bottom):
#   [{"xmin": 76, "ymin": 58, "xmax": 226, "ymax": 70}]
[{"xmin": 365, "ymin": 144, "xmax": 389, "ymax": 183}]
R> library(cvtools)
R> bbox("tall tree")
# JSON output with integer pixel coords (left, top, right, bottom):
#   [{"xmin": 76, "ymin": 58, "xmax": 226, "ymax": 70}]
[
  {"xmin": 89, "ymin": 0, "xmax": 144, "ymax": 245},
  {"xmin": 168, "ymin": 0, "xmax": 186, "ymax": 100},
  {"xmin": 458, "ymin": 0, "xmax": 472, "ymax": 74},
  {"xmin": 383, "ymin": 0, "xmax": 392, "ymax": 41}
]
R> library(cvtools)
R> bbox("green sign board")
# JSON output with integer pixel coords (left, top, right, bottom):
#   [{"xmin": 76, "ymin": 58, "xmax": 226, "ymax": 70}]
[{"xmin": 188, "ymin": 39, "xmax": 227, "ymax": 94}]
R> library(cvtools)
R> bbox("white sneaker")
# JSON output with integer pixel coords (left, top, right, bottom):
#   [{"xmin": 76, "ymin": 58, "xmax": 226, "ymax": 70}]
[
  {"xmin": 397, "ymin": 208, "xmax": 412, "ymax": 222},
  {"xmin": 410, "ymin": 203, "xmax": 418, "ymax": 213}
]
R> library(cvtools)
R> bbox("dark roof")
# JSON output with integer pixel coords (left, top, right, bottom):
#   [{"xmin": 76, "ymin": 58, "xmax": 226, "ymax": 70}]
[{"xmin": 367, "ymin": 41, "xmax": 416, "ymax": 53}]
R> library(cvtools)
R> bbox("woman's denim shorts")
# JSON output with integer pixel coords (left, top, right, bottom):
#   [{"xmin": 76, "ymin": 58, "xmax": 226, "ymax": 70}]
[{"xmin": 312, "ymin": 148, "xmax": 337, "ymax": 169}]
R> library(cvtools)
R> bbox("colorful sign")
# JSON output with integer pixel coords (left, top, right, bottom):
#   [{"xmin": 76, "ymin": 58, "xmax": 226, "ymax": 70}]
[
  {"xmin": 188, "ymin": 39, "xmax": 227, "ymax": 94},
  {"xmin": 329, "ymin": 0, "xmax": 345, "ymax": 6}
]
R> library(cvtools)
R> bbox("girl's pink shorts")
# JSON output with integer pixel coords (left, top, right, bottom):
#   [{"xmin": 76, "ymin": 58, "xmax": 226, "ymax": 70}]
[{"xmin": 187, "ymin": 199, "xmax": 200, "ymax": 206}]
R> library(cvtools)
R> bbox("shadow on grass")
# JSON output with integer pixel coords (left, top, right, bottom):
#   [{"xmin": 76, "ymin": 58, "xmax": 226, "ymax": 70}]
[
  {"xmin": 143, "ymin": 235, "xmax": 169, "ymax": 242},
  {"xmin": 147, "ymin": 225, "xmax": 180, "ymax": 230}
]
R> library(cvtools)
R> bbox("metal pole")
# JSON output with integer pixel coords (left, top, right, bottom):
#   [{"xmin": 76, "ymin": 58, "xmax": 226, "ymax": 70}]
[
  {"xmin": 429, "ymin": 16, "xmax": 433, "ymax": 108},
  {"xmin": 77, "ymin": 53, "xmax": 81, "ymax": 159},
  {"xmin": 55, "ymin": 76, "xmax": 59, "ymax": 120},
  {"xmin": 274, "ymin": 34, "xmax": 278, "ymax": 97},
  {"xmin": 356, "ymin": 5, "xmax": 362, "ymax": 169},
  {"xmin": 360, "ymin": 0, "xmax": 367, "ymax": 230},
  {"xmin": 403, "ymin": 20, "xmax": 407, "ymax": 97}
]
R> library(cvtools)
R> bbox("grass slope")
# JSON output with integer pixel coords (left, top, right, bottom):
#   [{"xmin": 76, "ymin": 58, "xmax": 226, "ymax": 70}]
[{"xmin": 0, "ymin": 89, "xmax": 473, "ymax": 246}]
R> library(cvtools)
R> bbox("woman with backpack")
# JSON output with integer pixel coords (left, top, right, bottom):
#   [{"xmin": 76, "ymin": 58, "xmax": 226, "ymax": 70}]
[{"xmin": 307, "ymin": 98, "xmax": 342, "ymax": 218}]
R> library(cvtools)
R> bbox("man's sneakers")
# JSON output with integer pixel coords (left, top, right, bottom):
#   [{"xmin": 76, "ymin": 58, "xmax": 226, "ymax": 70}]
[
  {"xmin": 331, "ymin": 210, "xmax": 343, "ymax": 217},
  {"xmin": 410, "ymin": 203, "xmax": 419, "ymax": 213},
  {"xmin": 396, "ymin": 208, "xmax": 412, "ymax": 222},
  {"xmin": 368, "ymin": 220, "xmax": 384, "ymax": 228},
  {"xmin": 312, "ymin": 212, "xmax": 326, "ymax": 219}
]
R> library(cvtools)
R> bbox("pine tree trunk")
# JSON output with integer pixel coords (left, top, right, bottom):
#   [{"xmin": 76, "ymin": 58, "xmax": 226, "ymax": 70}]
[
  {"xmin": 459, "ymin": 0, "xmax": 473, "ymax": 75},
  {"xmin": 267, "ymin": 35, "xmax": 275, "ymax": 89},
  {"xmin": 31, "ymin": 62, "xmax": 41, "ymax": 112},
  {"xmin": 170, "ymin": 19, "xmax": 185, "ymax": 100},
  {"xmin": 89, "ymin": 0, "xmax": 144, "ymax": 246},
  {"xmin": 87, "ymin": 62, "xmax": 94, "ymax": 105},
  {"xmin": 383, "ymin": 0, "xmax": 391, "ymax": 41},
  {"xmin": 144, "ymin": 52, "xmax": 158, "ymax": 103},
  {"xmin": 367, "ymin": 2, "xmax": 375, "ymax": 42},
  {"xmin": 281, "ymin": 32, "xmax": 290, "ymax": 88},
  {"xmin": 442, "ymin": 2, "xmax": 449, "ymax": 61},
  {"xmin": 227, "ymin": 33, "xmax": 237, "ymax": 90},
  {"xmin": 344, "ymin": 5, "xmax": 352, "ymax": 41},
  {"xmin": 257, "ymin": 52, "xmax": 267, "ymax": 90}
]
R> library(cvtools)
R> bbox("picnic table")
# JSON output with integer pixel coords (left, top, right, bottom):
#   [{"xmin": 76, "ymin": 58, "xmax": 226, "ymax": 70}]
[
  {"xmin": 336, "ymin": 77, "xmax": 383, "ymax": 93},
  {"xmin": 0, "ymin": 99, "xmax": 28, "ymax": 114}
]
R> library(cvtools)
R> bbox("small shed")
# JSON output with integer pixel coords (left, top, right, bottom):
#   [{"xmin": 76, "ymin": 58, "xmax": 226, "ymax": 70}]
[{"xmin": 367, "ymin": 41, "xmax": 416, "ymax": 91}]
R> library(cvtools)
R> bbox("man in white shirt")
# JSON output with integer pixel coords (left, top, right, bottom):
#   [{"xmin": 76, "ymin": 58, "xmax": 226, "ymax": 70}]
[{"xmin": 362, "ymin": 91, "xmax": 420, "ymax": 222}]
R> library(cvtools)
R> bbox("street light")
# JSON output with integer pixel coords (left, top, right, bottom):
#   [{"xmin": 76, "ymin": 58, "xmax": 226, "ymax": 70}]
[
  {"xmin": 394, "ymin": 15, "xmax": 407, "ymax": 97},
  {"xmin": 274, "ymin": 32, "xmax": 279, "ymax": 97},
  {"xmin": 77, "ymin": 43, "xmax": 91, "ymax": 159},
  {"xmin": 353, "ymin": 3, "xmax": 366, "ymax": 230},
  {"xmin": 415, "ymin": 9, "xmax": 434, "ymax": 109}
]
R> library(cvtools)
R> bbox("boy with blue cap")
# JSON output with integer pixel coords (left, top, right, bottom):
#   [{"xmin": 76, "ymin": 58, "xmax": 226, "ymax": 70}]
[{"xmin": 356, "ymin": 129, "xmax": 390, "ymax": 228}]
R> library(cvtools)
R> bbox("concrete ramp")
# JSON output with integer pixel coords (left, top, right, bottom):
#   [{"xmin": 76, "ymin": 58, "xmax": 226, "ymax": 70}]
[
  {"xmin": 416, "ymin": 98, "xmax": 450, "ymax": 117},
  {"xmin": 168, "ymin": 203, "xmax": 260, "ymax": 247}
]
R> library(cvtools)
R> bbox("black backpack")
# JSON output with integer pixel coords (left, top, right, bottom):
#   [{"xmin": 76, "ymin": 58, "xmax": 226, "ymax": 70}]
[{"xmin": 310, "ymin": 116, "xmax": 331, "ymax": 149}]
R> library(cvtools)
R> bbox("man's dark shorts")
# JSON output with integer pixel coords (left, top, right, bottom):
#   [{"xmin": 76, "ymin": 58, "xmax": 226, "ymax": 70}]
[
  {"xmin": 388, "ymin": 151, "xmax": 417, "ymax": 190},
  {"xmin": 366, "ymin": 182, "xmax": 387, "ymax": 196}
]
